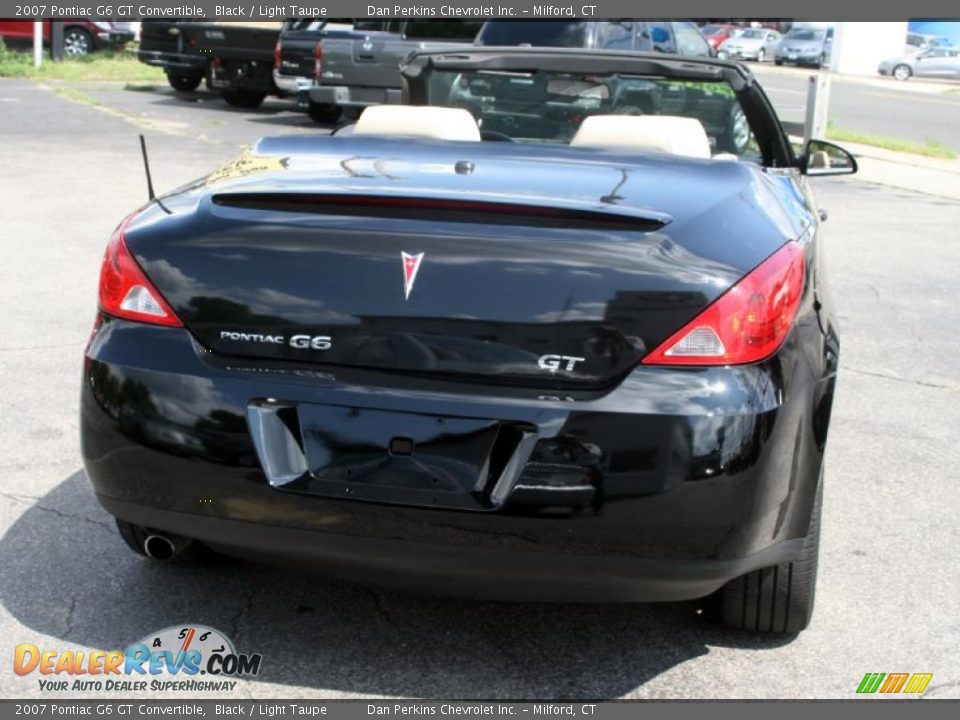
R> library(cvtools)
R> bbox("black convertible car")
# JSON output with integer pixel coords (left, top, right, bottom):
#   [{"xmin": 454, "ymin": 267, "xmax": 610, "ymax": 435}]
[{"xmin": 82, "ymin": 49, "xmax": 856, "ymax": 634}]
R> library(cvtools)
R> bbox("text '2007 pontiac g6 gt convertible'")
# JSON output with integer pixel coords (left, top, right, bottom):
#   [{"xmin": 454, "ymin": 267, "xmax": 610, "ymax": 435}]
[{"xmin": 81, "ymin": 48, "xmax": 857, "ymax": 634}]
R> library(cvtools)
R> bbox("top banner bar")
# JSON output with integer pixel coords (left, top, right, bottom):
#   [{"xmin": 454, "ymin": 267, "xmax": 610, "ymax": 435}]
[{"xmin": 1, "ymin": 1, "xmax": 959, "ymax": 21}]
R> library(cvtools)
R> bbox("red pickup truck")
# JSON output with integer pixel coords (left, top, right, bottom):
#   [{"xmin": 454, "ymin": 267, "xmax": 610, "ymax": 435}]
[{"xmin": 0, "ymin": 20, "xmax": 134, "ymax": 56}]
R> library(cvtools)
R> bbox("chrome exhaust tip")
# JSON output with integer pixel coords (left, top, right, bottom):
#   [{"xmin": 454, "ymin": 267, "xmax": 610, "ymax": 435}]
[{"xmin": 143, "ymin": 533, "xmax": 190, "ymax": 561}]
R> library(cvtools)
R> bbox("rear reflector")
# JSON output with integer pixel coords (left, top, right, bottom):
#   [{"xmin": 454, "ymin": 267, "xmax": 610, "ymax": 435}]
[
  {"xmin": 98, "ymin": 216, "xmax": 182, "ymax": 328},
  {"xmin": 314, "ymin": 42, "xmax": 323, "ymax": 78},
  {"xmin": 641, "ymin": 241, "xmax": 805, "ymax": 366}
]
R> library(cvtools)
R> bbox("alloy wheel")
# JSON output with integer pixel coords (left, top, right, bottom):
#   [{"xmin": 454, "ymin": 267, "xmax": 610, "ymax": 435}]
[{"xmin": 63, "ymin": 29, "xmax": 92, "ymax": 57}]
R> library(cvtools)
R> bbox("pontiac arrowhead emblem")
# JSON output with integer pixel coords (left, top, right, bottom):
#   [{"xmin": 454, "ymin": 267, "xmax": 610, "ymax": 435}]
[{"xmin": 401, "ymin": 252, "xmax": 424, "ymax": 300}]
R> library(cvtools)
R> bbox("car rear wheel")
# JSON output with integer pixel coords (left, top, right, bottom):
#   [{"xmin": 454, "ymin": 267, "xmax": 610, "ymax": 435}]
[
  {"xmin": 167, "ymin": 73, "xmax": 203, "ymax": 92},
  {"xmin": 307, "ymin": 101, "xmax": 342, "ymax": 124},
  {"xmin": 63, "ymin": 27, "xmax": 93, "ymax": 57},
  {"xmin": 222, "ymin": 90, "xmax": 267, "ymax": 108},
  {"xmin": 715, "ymin": 473, "xmax": 822, "ymax": 634},
  {"xmin": 893, "ymin": 64, "xmax": 912, "ymax": 81}
]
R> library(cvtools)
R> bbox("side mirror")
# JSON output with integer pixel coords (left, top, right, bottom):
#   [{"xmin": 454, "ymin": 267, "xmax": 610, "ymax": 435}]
[{"xmin": 801, "ymin": 139, "xmax": 858, "ymax": 176}]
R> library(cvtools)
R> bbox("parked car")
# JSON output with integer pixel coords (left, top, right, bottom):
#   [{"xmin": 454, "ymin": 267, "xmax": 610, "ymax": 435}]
[
  {"xmin": 138, "ymin": 20, "xmax": 209, "ymax": 92},
  {"xmin": 720, "ymin": 27, "xmax": 782, "ymax": 62},
  {"xmin": 476, "ymin": 20, "xmax": 714, "ymax": 57},
  {"xmin": 304, "ymin": 20, "xmax": 480, "ymax": 122},
  {"xmin": 700, "ymin": 23, "xmax": 740, "ymax": 52},
  {"xmin": 879, "ymin": 47, "xmax": 960, "ymax": 81},
  {"xmin": 274, "ymin": 19, "xmax": 396, "ymax": 123},
  {"xmin": 0, "ymin": 19, "xmax": 132, "ymax": 56},
  {"xmin": 84, "ymin": 46, "xmax": 855, "ymax": 635},
  {"xmin": 775, "ymin": 26, "xmax": 834, "ymax": 68}
]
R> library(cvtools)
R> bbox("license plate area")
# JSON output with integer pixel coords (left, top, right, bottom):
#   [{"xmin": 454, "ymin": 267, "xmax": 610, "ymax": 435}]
[{"xmin": 247, "ymin": 401, "xmax": 538, "ymax": 511}]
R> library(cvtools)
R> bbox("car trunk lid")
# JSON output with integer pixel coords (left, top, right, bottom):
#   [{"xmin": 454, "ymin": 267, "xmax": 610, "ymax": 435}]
[{"xmin": 126, "ymin": 139, "xmax": 799, "ymax": 388}]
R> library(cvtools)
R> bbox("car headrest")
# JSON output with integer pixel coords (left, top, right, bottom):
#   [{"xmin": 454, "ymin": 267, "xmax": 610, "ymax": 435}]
[
  {"xmin": 353, "ymin": 105, "xmax": 481, "ymax": 142},
  {"xmin": 570, "ymin": 115, "xmax": 712, "ymax": 159}
]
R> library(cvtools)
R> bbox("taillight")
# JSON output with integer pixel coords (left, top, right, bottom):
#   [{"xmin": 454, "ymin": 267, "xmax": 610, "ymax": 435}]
[
  {"xmin": 98, "ymin": 217, "xmax": 182, "ymax": 328},
  {"xmin": 641, "ymin": 241, "xmax": 805, "ymax": 366},
  {"xmin": 273, "ymin": 38, "xmax": 282, "ymax": 70},
  {"xmin": 314, "ymin": 43, "xmax": 323, "ymax": 78}
]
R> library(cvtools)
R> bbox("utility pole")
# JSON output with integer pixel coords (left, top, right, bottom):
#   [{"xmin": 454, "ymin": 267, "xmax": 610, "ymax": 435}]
[{"xmin": 51, "ymin": 21, "xmax": 65, "ymax": 61}]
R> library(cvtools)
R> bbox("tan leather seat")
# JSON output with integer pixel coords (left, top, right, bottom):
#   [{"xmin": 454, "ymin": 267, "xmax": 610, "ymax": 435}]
[
  {"xmin": 571, "ymin": 115, "xmax": 712, "ymax": 159},
  {"xmin": 353, "ymin": 105, "xmax": 481, "ymax": 142}
]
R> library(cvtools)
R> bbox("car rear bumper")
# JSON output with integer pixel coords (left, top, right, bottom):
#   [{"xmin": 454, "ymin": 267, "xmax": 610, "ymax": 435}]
[
  {"xmin": 81, "ymin": 317, "xmax": 835, "ymax": 601},
  {"xmin": 308, "ymin": 85, "xmax": 402, "ymax": 108},
  {"xmin": 137, "ymin": 50, "xmax": 207, "ymax": 73},
  {"xmin": 721, "ymin": 48, "xmax": 762, "ymax": 60},
  {"xmin": 775, "ymin": 53, "xmax": 824, "ymax": 65},
  {"xmin": 98, "ymin": 30, "xmax": 134, "ymax": 45},
  {"xmin": 99, "ymin": 494, "xmax": 803, "ymax": 602},
  {"xmin": 273, "ymin": 70, "xmax": 313, "ymax": 95}
]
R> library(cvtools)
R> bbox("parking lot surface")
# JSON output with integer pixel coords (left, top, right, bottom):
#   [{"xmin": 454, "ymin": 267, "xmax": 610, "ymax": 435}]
[
  {"xmin": 752, "ymin": 64, "xmax": 960, "ymax": 152},
  {"xmin": 1, "ymin": 79, "xmax": 958, "ymax": 699}
]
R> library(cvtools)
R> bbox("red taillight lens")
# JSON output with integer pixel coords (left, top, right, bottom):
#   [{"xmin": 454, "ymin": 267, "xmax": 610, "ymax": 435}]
[
  {"xmin": 642, "ymin": 241, "xmax": 805, "ymax": 366},
  {"xmin": 314, "ymin": 43, "xmax": 323, "ymax": 78},
  {"xmin": 273, "ymin": 38, "xmax": 282, "ymax": 70},
  {"xmin": 98, "ymin": 217, "xmax": 182, "ymax": 328}
]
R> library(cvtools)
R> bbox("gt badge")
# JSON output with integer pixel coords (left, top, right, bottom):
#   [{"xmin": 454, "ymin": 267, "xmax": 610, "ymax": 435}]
[
  {"xmin": 401, "ymin": 252, "xmax": 424, "ymax": 300},
  {"xmin": 538, "ymin": 355, "xmax": 586, "ymax": 373}
]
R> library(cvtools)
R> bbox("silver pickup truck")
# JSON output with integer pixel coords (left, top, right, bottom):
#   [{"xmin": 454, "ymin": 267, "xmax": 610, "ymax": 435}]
[{"xmin": 303, "ymin": 20, "xmax": 481, "ymax": 123}]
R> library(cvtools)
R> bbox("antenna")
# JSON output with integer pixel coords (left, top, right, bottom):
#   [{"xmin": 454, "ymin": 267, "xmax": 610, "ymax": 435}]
[{"xmin": 139, "ymin": 134, "xmax": 156, "ymax": 201}]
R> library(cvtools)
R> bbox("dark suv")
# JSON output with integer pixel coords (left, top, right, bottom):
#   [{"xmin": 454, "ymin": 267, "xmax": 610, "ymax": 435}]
[{"xmin": 475, "ymin": 20, "xmax": 713, "ymax": 57}]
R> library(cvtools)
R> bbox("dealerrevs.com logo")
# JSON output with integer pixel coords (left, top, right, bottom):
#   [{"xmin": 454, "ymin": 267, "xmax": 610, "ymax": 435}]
[
  {"xmin": 856, "ymin": 672, "xmax": 933, "ymax": 695},
  {"xmin": 14, "ymin": 625, "xmax": 262, "ymax": 693}
]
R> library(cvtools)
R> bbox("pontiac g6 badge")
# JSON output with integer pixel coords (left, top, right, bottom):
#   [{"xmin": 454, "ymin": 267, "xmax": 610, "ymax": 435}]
[{"xmin": 401, "ymin": 252, "xmax": 424, "ymax": 300}]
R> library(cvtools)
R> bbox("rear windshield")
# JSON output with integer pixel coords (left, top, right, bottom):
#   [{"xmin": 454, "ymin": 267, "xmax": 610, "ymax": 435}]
[
  {"xmin": 477, "ymin": 21, "xmax": 588, "ymax": 47},
  {"xmin": 424, "ymin": 68, "xmax": 759, "ymax": 159}
]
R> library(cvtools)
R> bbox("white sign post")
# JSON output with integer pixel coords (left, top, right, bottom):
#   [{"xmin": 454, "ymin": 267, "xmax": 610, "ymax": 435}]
[
  {"xmin": 803, "ymin": 73, "xmax": 831, "ymax": 146},
  {"xmin": 33, "ymin": 20, "xmax": 42, "ymax": 69}
]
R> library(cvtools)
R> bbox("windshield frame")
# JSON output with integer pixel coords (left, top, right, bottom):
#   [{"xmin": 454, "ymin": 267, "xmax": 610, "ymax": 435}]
[{"xmin": 400, "ymin": 48, "xmax": 796, "ymax": 168}]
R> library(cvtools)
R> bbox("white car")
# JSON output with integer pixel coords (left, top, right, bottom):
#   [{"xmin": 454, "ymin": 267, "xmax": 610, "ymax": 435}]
[
  {"xmin": 879, "ymin": 47, "xmax": 960, "ymax": 81},
  {"xmin": 720, "ymin": 28, "xmax": 782, "ymax": 62}
]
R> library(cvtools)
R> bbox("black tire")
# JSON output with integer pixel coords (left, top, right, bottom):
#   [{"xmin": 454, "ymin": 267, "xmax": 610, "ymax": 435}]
[
  {"xmin": 892, "ymin": 64, "xmax": 912, "ymax": 81},
  {"xmin": 167, "ymin": 73, "xmax": 203, "ymax": 92},
  {"xmin": 716, "ymin": 475, "xmax": 823, "ymax": 634},
  {"xmin": 222, "ymin": 90, "xmax": 267, "ymax": 108},
  {"xmin": 63, "ymin": 27, "xmax": 93, "ymax": 57},
  {"xmin": 774, "ymin": 59, "xmax": 784, "ymax": 66},
  {"xmin": 307, "ymin": 101, "xmax": 342, "ymax": 124},
  {"xmin": 722, "ymin": 102, "xmax": 752, "ymax": 155}
]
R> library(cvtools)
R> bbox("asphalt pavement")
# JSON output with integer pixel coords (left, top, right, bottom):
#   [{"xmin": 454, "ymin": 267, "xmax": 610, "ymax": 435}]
[
  {"xmin": 0, "ymin": 79, "xmax": 958, "ymax": 700},
  {"xmin": 752, "ymin": 64, "xmax": 960, "ymax": 152}
]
